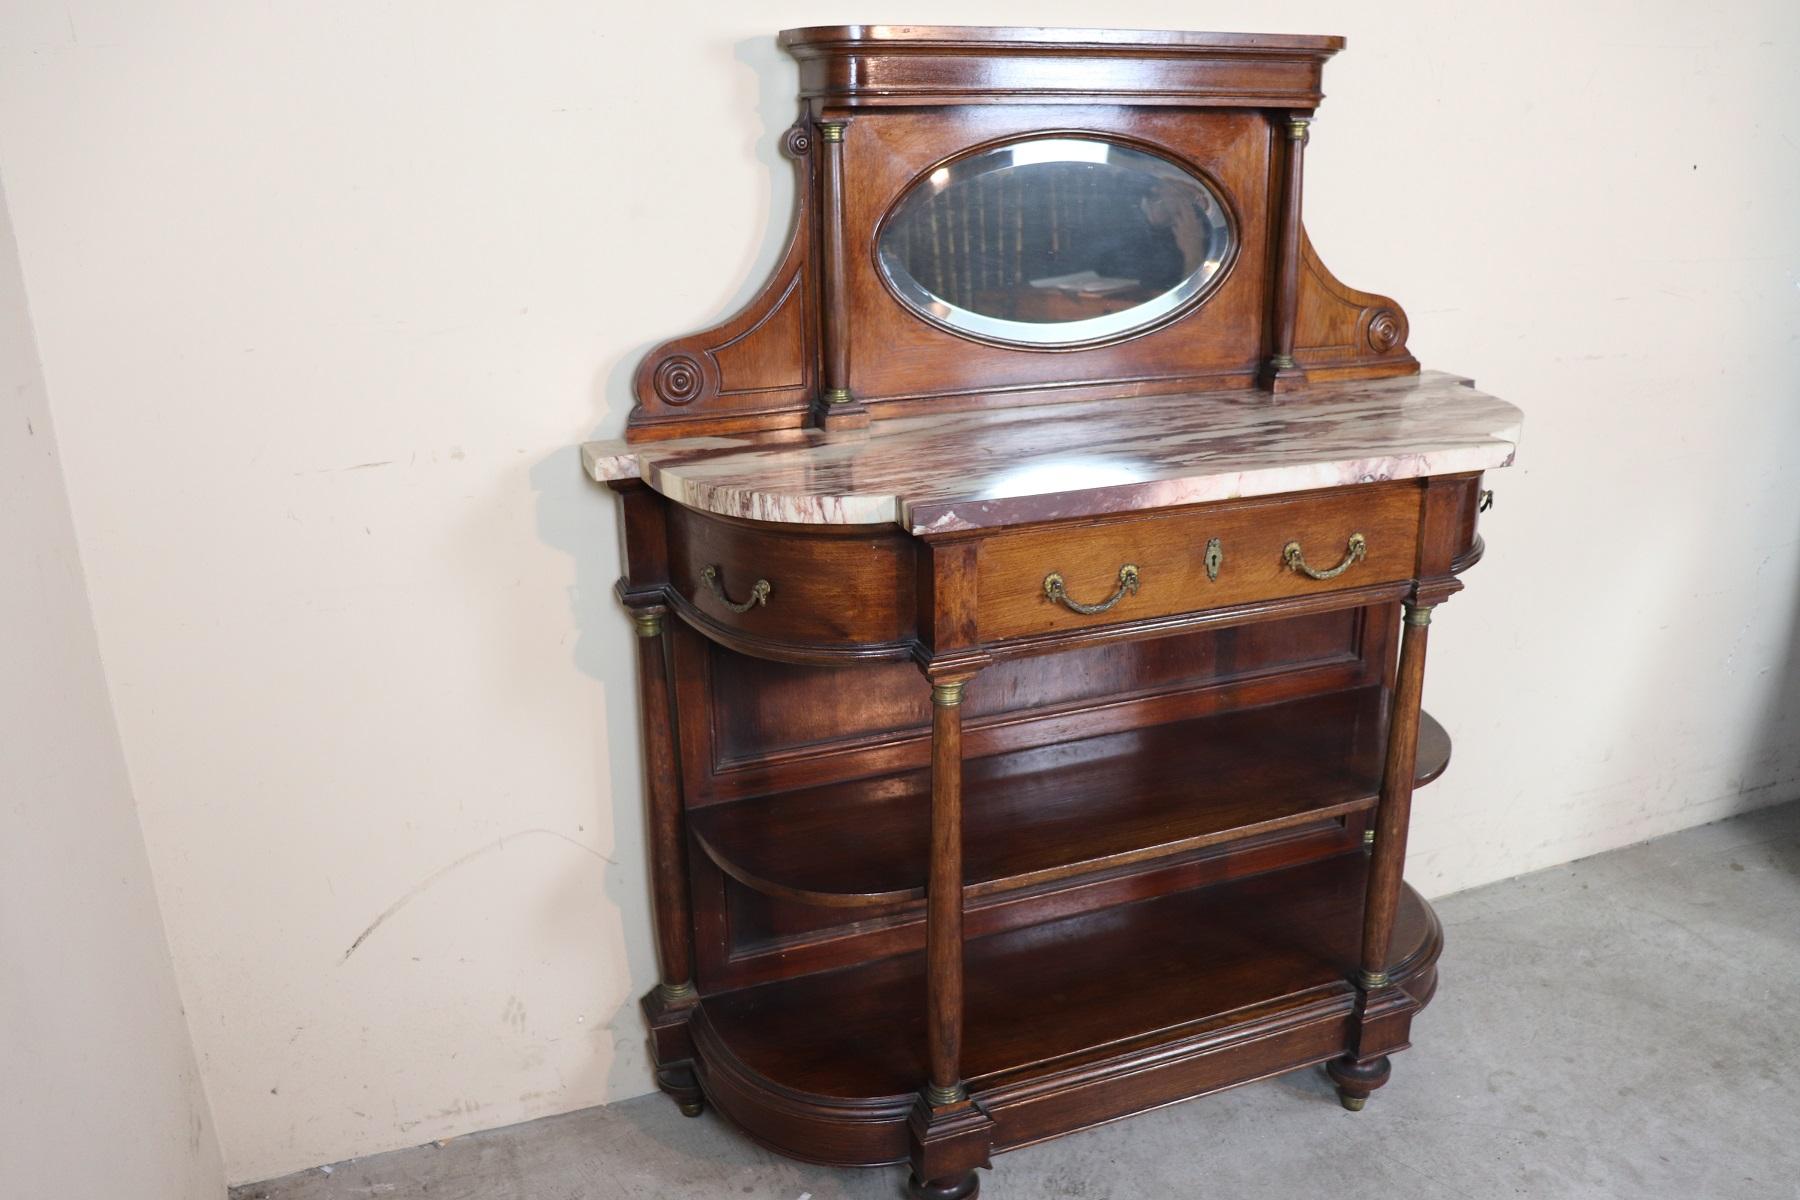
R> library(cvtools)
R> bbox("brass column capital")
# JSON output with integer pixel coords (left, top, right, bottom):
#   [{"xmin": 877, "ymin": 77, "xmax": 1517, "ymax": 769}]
[
  {"xmin": 631, "ymin": 611, "xmax": 663, "ymax": 638},
  {"xmin": 1403, "ymin": 603, "xmax": 1434, "ymax": 628},
  {"xmin": 931, "ymin": 680, "xmax": 966, "ymax": 707}
]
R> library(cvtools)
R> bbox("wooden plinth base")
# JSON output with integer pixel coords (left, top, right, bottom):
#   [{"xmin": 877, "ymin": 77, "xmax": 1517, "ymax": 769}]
[{"xmin": 642, "ymin": 853, "xmax": 1442, "ymax": 1186}]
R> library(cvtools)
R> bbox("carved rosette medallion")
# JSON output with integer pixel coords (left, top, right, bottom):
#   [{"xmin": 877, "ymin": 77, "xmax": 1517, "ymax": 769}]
[
  {"xmin": 1367, "ymin": 309, "xmax": 1403, "ymax": 354},
  {"xmin": 652, "ymin": 354, "xmax": 705, "ymax": 406}
]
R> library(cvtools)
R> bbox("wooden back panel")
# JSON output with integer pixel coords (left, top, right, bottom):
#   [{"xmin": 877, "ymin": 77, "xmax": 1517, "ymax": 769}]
[
  {"xmin": 678, "ymin": 607, "xmax": 1396, "ymax": 990},
  {"xmin": 839, "ymin": 107, "xmax": 1271, "ymax": 411}
]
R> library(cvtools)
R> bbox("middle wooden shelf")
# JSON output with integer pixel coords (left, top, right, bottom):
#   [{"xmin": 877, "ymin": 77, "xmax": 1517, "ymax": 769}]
[{"xmin": 690, "ymin": 685, "xmax": 1450, "ymax": 910}]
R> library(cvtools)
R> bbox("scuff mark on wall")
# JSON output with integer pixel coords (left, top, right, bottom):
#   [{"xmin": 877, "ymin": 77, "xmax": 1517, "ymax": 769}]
[{"xmin": 339, "ymin": 829, "xmax": 616, "ymax": 963}]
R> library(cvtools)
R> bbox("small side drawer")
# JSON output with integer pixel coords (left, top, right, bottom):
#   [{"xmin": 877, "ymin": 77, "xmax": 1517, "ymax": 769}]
[
  {"xmin": 976, "ymin": 484, "xmax": 1421, "ymax": 641},
  {"xmin": 667, "ymin": 507, "xmax": 916, "ymax": 651}
]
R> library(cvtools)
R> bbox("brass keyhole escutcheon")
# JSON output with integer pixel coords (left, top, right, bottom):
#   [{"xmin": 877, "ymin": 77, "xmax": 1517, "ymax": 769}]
[{"xmin": 1204, "ymin": 537, "xmax": 1223, "ymax": 582}]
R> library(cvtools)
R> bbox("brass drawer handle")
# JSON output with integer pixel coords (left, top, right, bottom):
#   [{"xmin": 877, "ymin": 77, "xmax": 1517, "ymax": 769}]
[
  {"xmin": 1044, "ymin": 564, "xmax": 1139, "ymax": 615},
  {"xmin": 699, "ymin": 564, "xmax": 771, "ymax": 613},
  {"xmin": 1283, "ymin": 533, "xmax": 1367, "ymax": 581}
]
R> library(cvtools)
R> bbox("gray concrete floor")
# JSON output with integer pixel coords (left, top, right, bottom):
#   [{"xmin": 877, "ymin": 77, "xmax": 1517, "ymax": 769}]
[{"xmin": 237, "ymin": 800, "xmax": 1800, "ymax": 1200}]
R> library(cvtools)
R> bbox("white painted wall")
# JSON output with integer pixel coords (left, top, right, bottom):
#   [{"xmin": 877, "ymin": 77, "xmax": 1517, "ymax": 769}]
[
  {"xmin": 0, "ymin": 0, "xmax": 1795, "ymax": 1185},
  {"xmin": 0, "ymin": 177, "xmax": 225, "ymax": 1197}
]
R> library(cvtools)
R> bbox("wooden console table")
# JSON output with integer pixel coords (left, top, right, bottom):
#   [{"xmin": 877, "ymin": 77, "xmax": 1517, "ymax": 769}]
[{"xmin": 582, "ymin": 26, "xmax": 1520, "ymax": 1199}]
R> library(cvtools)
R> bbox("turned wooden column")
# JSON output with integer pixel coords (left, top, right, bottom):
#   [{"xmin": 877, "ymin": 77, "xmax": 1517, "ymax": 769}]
[
  {"xmin": 1330, "ymin": 599, "xmax": 1433, "ymax": 1112},
  {"xmin": 909, "ymin": 667, "xmax": 990, "ymax": 1200},
  {"xmin": 1260, "ymin": 112, "xmax": 1311, "ymax": 393},
  {"xmin": 908, "ymin": 540, "xmax": 994, "ymax": 1200},
  {"xmin": 632, "ymin": 608, "xmax": 695, "ymax": 1004},
  {"xmin": 1358, "ymin": 600, "xmax": 1432, "ymax": 986},
  {"xmin": 925, "ymin": 675, "xmax": 970, "ymax": 1105},
  {"xmin": 814, "ymin": 118, "xmax": 868, "ymax": 430}
]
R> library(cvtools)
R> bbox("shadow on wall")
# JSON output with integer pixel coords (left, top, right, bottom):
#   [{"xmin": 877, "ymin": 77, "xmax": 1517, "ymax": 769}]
[
  {"xmin": 1743, "ymin": 552, "xmax": 1800, "ymax": 830},
  {"xmin": 526, "ymin": 34, "xmax": 802, "ymax": 1103},
  {"xmin": 527, "ymin": 337, "xmax": 653, "ymax": 1106}
]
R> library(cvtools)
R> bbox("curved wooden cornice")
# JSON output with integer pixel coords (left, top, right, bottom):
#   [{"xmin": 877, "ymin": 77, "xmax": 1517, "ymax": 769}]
[{"xmin": 778, "ymin": 26, "xmax": 1344, "ymax": 108}]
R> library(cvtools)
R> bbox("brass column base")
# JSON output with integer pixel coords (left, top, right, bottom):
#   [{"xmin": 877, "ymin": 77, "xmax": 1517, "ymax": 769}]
[
  {"xmin": 1258, "ymin": 355, "xmax": 1309, "ymax": 393},
  {"xmin": 814, "ymin": 389, "xmax": 870, "ymax": 431}
]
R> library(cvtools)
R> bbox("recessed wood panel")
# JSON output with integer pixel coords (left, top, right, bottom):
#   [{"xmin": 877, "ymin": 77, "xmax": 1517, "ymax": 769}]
[
  {"xmin": 842, "ymin": 107, "xmax": 1272, "ymax": 406},
  {"xmin": 709, "ymin": 608, "xmax": 1364, "ymax": 770}
]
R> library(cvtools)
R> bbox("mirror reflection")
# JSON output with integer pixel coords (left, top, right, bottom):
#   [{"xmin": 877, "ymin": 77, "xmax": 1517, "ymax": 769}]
[{"xmin": 877, "ymin": 137, "xmax": 1234, "ymax": 346}]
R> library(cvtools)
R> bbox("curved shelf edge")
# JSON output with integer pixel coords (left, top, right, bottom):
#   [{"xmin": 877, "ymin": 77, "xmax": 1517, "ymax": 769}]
[
  {"xmin": 694, "ymin": 793, "xmax": 1379, "ymax": 912},
  {"xmin": 691, "ymin": 1010, "xmax": 915, "ymax": 1168},
  {"xmin": 1450, "ymin": 532, "xmax": 1486, "ymax": 576},
  {"xmin": 683, "ymin": 865, "xmax": 1444, "ymax": 1168},
  {"xmin": 666, "ymin": 586, "xmax": 920, "ymax": 667},
  {"xmin": 1415, "ymin": 709, "xmax": 1452, "ymax": 789},
  {"xmin": 696, "ymin": 700, "xmax": 1455, "ymax": 912},
  {"xmin": 693, "ymin": 827, "xmax": 918, "ymax": 910}
]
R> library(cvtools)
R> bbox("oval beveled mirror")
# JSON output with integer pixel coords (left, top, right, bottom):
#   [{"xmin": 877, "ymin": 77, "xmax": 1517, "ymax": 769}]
[{"xmin": 876, "ymin": 136, "xmax": 1235, "ymax": 347}]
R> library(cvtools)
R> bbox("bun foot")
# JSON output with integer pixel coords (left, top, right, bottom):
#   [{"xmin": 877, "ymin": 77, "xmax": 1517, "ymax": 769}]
[
  {"xmin": 653, "ymin": 1064, "xmax": 704, "ymax": 1118},
  {"xmin": 908, "ymin": 1170, "xmax": 980, "ymax": 1200},
  {"xmin": 1326, "ymin": 1053, "xmax": 1391, "ymax": 1112}
]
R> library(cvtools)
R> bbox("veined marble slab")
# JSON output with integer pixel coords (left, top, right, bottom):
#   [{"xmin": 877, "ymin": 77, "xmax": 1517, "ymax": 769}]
[{"xmin": 582, "ymin": 370, "xmax": 1522, "ymax": 535}]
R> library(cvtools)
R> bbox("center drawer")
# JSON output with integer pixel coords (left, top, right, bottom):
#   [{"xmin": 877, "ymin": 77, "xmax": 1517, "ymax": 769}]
[{"xmin": 975, "ymin": 483, "xmax": 1422, "ymax": 641}]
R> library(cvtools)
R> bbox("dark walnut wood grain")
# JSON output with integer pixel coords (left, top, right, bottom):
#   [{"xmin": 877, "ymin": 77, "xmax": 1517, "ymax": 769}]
[
  {"xmin": 689, "ymin": 687, "xmax": 1452, "ymax": 908},
  {"xmin": 626, "ymin": 26, "xmax": 1413, "ymax": 442},
  {"xmin": 779, "ymin": 26, "xmax": 1344, "ymax": 109},
  {"xmin": 640, "ymin": 482, "xmax": 1450, "ymax": 662},
  {"xmin": 692, "ymin": 852, "xmax": 1440, "ymax": 1167},
  {"xmin": 596, "ymin": 25, "xmax": 1506, "ymax": 1198},
  {"xmin": 663, "ymin": 507, "xmax": 917, "ymax": 660},
  {"xmin": 976, "ymin": 484, "xmax": 1421, "ymax": 640},
  {"xmin": 619, "ymin": 436, "xmax": 1483, "ymax": 1187},
  {"xmin": 1294, "ymin": 229, "xmax": 1418, "ymax": 381},
  {"xmin": 693, "ymin": 606, "xmax": 1378, "ymax": 801}
]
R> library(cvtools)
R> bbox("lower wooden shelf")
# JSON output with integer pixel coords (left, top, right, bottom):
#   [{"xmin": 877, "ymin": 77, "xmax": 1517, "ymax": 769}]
[
  {"xmin": 686, "ymin": 851, "xmax": 1442, "ymax": 1167},
  {"xmin": 691, "ymin": 686, "xmax": 1451, "ymax": 909}
]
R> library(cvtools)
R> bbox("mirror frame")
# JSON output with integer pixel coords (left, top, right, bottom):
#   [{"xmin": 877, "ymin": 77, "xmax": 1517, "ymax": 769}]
[{"xmin": 872, "ymin": 132, "xmax": 1241, "ymax": 351}]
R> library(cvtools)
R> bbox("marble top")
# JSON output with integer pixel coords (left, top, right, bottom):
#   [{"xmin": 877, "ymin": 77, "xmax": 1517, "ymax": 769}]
[{"xmin": 583, "ymin": 370, "xmax": 1521, "ymax": 536}]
